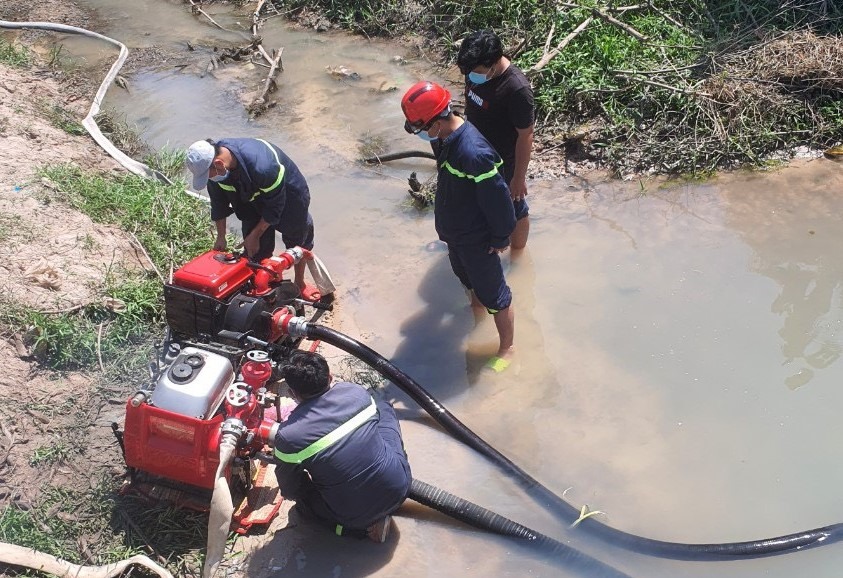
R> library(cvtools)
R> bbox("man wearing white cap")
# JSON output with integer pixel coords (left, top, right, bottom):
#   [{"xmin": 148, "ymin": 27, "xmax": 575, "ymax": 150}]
[{"xmin": 185, "ymin": 138, "xmax": 318, "ymax": 300}]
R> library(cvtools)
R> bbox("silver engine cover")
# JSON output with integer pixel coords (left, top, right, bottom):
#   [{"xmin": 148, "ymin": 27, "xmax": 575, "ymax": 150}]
[{"xmin": 150, "ymin": 346, "xmax": 234, "ymax": 419}]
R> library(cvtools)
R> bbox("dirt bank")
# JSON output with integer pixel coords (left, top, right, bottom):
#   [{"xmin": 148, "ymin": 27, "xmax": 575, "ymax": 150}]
[{"xmin": 0, "ymin": 54, "xmax": 149, "ymax": 504}]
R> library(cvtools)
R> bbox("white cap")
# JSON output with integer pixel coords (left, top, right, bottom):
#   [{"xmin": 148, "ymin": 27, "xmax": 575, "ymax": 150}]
[{"xmin": 185, "ymin": 140, "xmax": 216, "ymax": 190}]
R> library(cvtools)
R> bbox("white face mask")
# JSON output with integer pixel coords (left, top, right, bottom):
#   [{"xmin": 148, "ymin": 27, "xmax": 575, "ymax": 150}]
[{"xmin": 210, "ymin": 169, "xmax": 229, "ymax": 182}]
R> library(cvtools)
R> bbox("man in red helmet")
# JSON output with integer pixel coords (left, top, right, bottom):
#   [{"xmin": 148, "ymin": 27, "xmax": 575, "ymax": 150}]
[{"xmin": 401, "ymin": 81, "xmax": 517, "ymax": 371}]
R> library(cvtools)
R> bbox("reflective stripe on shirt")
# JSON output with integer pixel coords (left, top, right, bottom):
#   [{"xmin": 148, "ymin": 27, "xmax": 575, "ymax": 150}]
[
  {"xmin": 442, "ymin": 158, "xmax": 502, "ymax": 183},
  {"xmin": 273, "ymin": 397, "xmax": 377, "ymax": 464},
  {"xmin": 251, "ymin": 138, "xmax": 286, "ymax": 200}
]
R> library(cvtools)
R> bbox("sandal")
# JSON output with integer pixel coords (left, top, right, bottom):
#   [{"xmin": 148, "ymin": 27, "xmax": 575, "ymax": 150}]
[
  {"xmin": 484, "ymin": 356, "xmax": 512, "ymax": 373},
  {"xmin": 300, "ymin": 284, "xmax": 322, "ymax": 303}
]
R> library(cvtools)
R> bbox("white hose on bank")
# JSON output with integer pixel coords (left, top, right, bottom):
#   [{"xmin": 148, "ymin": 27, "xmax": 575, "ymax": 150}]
[
  {"xmin": 0, "ymin": 19, "xmax": 206, "ymax": 200},
  {"xmin": 0, "ymin": 542, "xmax": 175, "ymax": 578},
  {"xmin": 306, "ymin": 252, "xmax": 337, "ymax": 296},
  {"xmin": 1, "ymin": 21, "xmax": 161, "ymax": 181}
]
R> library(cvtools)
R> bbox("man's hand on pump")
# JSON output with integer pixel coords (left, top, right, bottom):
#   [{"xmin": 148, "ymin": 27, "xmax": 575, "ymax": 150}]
[{"xmin": 243, "ymin": 233, "xmax": 261, "ymax": 259}]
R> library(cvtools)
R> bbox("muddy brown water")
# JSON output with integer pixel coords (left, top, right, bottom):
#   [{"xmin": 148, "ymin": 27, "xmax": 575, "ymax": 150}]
[{"xmin": 21, "ymin": 1, "xmax": 843, "ymax": 576}]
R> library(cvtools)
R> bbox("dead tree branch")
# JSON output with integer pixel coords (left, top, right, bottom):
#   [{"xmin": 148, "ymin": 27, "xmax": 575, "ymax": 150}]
[
  {"xmin": 529, "ymin": 17, "xmax": 593, "ymax": 74},
  {"xmin": 252, "ymin": 0, "xmax": 267, "ymax": 35},
  {"xmin": 591, "ymin": 7, "xmax": 647, "ymax": 41},
  {"xmin": 616, "ymin": 73, "xmax": 712, "ymax": 97},
  {"xmin": 187, "ymin": 0, "xmax": 231, "ymax": 32},
  {"xmin": 249, "ymin": 47, "xmax": 284, "ymax": 116}
]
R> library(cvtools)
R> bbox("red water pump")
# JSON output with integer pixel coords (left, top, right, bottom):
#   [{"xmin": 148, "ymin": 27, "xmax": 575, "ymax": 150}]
[{"xmin": 115, "ymin": 248, "xmax": 328, "ymax": 514}]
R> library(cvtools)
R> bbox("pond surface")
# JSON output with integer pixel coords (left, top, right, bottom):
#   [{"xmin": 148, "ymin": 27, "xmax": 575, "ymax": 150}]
[{"xmin": 27, "ymin": 1, "xmax": 843, "ymax": 576}]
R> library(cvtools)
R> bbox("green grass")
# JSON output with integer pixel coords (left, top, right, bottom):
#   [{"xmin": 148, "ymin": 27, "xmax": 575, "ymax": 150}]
[
  {"xmin": 93, "ymin": 108, "xmax": 148, "ymax": 159},
  {"xmin": 143, "ymin": 145, "xmax": 188, "ymax": 183},
  {"xmin": 0, "ymin": 167, "xmax": 211, "ymax": 370},
  {"xmin": 0, "ymin": 38, "xmax": 30, "ymax": 67},
  {"xmin": 29, "ymin": 439, "xmax": 82, "ymax": 466},
  {"xmin": 38, "ymin": 100, "xmax": 86, "ymax": 136},
  {"xmin": 41, "ymin": 165, "xmax": 210, "ymax": 277},
  {"xmin": 0, "ymin": 479, "xmax": 206, "ymax": 574}
]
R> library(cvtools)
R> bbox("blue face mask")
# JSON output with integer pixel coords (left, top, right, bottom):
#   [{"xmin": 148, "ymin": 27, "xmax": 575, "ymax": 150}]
[
  {"xmin": 468, "ymin": 71, "xmax": 489, "ymax": 85},
  {"xmin": 209, "ymin": 169, "xmax": 229, "ymax": 182},
  {"xmin": 468, "ymin": 66, "xmax": 494, "ymax": 85},
  {"xmin": 417, "ymin": 132, "xmax": 438, "ymax": 142}
]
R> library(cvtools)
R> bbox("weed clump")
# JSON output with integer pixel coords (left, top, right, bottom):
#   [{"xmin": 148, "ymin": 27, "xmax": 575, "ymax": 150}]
[{"xmin": 0, "ymin": 38, "xmax": 30, "ymax": 67}]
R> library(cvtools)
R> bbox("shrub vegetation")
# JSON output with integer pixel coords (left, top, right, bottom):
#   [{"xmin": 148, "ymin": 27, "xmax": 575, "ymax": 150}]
[{"xmin": 279, "ymin": 0, "xmax": 843, "ymax": 175}]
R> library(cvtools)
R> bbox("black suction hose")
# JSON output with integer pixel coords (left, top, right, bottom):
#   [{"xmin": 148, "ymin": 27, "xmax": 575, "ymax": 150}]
[
  {"xmin": 305, "ymin": 323, "xmax": 843, "ymax": 560},
  {"xmin": 408, "ymin": 478, "xmax": 632, "ymax": 578}
]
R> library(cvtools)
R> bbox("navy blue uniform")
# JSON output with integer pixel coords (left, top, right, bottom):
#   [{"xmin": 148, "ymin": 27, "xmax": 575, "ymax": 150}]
[
  {"xmin": 434, "ymin": 121, "xmax": 516, "ymax": 311},
  {"xmin": 207, "ymin": 138, "xmax": 314, "ymax": 260},
  {"xmin": 273, "ymin": 382, "xmax": 411, "ymax": 533}
]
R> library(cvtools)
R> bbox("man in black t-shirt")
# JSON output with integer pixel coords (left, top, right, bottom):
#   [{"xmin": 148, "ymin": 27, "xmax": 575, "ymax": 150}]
[{"xmin": 457, "ymin": 29, "xmax": 535, "ymax": 250}]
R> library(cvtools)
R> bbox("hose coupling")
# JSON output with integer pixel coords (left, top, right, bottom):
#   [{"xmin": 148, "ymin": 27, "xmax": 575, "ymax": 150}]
[
  {"xmin": 221, "ymin": 418, "xmax": 246, "ymax": 439},
  {"xmin": 286, "ymin": 316, "xmax": 309, "ymax": 339},
  {"xmin": 284, "ymin": 247, "xmax": 305, "ymax": 263}
]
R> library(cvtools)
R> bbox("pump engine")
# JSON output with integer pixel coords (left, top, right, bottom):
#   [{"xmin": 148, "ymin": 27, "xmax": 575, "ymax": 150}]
[{"xmin": 114, "ymin": 248, "xmax": 329, "ymax": 528}]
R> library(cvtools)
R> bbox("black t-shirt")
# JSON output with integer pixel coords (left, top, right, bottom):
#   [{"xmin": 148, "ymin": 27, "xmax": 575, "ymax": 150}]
[{"xmin": 464, "ymin": 64, "xmax": 535, "ymax": 175}]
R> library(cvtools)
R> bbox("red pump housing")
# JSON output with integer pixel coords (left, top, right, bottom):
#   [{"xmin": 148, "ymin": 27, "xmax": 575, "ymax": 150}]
[{"xmin": 123, "ymin": 402, "xmax": 225, "ymax": 490}]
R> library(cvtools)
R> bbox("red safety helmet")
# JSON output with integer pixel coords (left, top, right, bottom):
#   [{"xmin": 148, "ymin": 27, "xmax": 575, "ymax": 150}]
[{"xmin": 401, "ymin": 81, "xmax": 451, "ymax": 132}]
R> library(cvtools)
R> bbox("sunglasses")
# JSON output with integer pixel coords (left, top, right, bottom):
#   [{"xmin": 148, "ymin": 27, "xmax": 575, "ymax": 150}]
[{"xmin": 404, "ymin": 118, "xmax": 437, "ymax": 135}]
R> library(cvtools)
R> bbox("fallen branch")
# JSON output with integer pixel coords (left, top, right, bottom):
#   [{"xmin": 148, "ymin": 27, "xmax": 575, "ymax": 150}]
[
  {"xmin": 251, "ymin": 0, "xmax": 267, "ymax": 35},
  {"xmin": 529, "ymin": 17, "xmax": 593, "ymax": 74},
  {"xmin": 96, "ymin": 322, "xmax": 105, "ymax": 372},
  {"xmin": 129, "ymin": 231, "xmax": 164, "ymax": 282},
  {"xmin": 0, "ymin": 542, "xmax": 174, "ymax": 578},
  {"xmin": 609, "ymin": 62, "xmax": 706, "ymax": 75},
  {"xmin": 591, "ymin": 7, "xmax": 646, "ymax": 41},
  {"xmin": 256, "ymin": 43, "xmax": 274, "ymax": 67},
  {"xmin": 187, "ymin": 0, "xmax": 230, "ymax": 32},
  {"xmin": 542, "ymin": 22, "xmax": 555, "ymax": 57},
  {"xmin": 37, "ymin": 302, "xmax": 91, "ymax": 314},
  {"xmin": 249, "ymin": 47, "xmax": 284, "ymax": 116},
  {"xmin": 616, "ymin": 73, "xmax": 712, "ymax": 97},
  {"xmin": 646, "ymin": 0, "xmax": 698, "ymax": 37}
]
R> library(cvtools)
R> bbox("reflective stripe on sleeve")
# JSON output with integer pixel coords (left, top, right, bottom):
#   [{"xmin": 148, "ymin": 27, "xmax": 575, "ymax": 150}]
[
  {"xmin": 442, "ymin": 158, "xmax": 502, "ymax": 183},
  {"xmin": 273, "ymin": 397, "xmax": 377, "ymax": 464}
]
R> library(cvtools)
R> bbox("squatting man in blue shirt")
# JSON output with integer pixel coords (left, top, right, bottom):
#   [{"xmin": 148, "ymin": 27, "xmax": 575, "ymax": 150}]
[
  {"xmin": 185, "ymin": 137, "xmax": 321, "ymax": 301},
  {"xmin": 401, "ymin": 80, "xmax": 517, "ymax": 372},
  {"xmin": 270, "ymin": 351, "xmax": 411, "ymax": 542}
]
